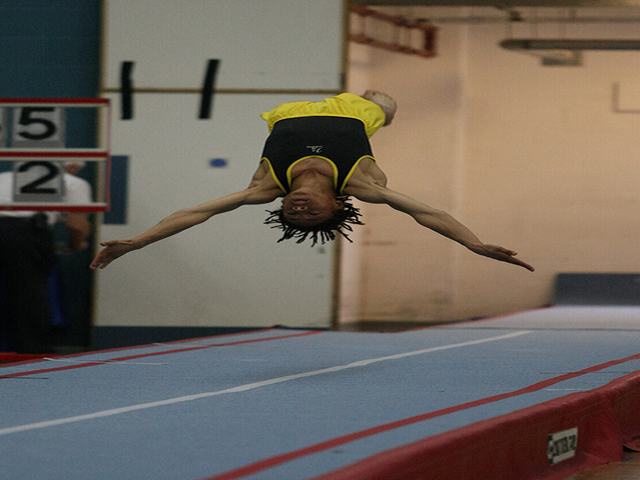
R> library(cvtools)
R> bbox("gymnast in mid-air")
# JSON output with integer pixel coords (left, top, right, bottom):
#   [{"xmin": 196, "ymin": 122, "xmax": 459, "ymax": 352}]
[{"xmin": 90, "ymin": 91, "xmax": 534, "ymax": 272}]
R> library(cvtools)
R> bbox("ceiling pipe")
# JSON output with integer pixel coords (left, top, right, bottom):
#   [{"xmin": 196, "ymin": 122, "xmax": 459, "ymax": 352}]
[
  {"xmin": 412, "ymin": 15, "xmax": 640, "ymax": 24},
  {"xmin": 500, "ymin": 39, "xmax": 640, "ymax": 49},
  {"xmin": 351, "ymin": 1, "xmax": 640, "ymax": 6}
]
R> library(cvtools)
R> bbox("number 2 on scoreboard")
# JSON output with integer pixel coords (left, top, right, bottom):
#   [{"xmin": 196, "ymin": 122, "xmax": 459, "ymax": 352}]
[{"xmin": 13, "ymin": 161, "xmax": 65, "ymax": 203}]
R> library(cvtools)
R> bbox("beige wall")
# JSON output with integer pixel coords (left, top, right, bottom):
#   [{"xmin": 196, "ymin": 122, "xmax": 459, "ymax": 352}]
[{"xmin": 342, "ymin": 7, "xmax": 640, "ymax": 324}]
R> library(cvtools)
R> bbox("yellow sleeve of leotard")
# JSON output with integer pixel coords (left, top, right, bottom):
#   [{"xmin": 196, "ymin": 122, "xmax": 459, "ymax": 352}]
[{"xmin": 260, "ymin": 93, "xmax": 386, "ymax": 138}]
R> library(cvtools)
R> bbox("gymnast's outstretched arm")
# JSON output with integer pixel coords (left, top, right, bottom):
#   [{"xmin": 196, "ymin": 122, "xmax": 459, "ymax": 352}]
[
  {"xmin": 90, "ymin": 186, "xmax": 280, "ymax": 270},
  {"xmin": 350, "ymin": 183, "xmax": 535, "ymax": 272}
]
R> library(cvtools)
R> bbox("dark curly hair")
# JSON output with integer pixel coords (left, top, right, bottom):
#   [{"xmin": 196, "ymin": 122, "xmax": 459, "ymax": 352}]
[{"xmin": 264, "ymin": 197, "xmax": 364, "ymax": 246}]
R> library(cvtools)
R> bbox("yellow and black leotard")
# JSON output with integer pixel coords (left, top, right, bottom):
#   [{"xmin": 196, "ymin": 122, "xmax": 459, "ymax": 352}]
[{"xmin": 260, "ymin": 93, "xmax": 386, "ymax": 194}]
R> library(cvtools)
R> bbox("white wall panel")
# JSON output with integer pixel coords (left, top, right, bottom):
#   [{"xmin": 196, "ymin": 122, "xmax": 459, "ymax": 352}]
[
  {"xmin": 97, "ymin": 93, "xmax": 336, "ymax": 327},
  {"xmin": 105, "ymin": 0, "xmax": 344, "ymax": 90},
  {"xmin": 98, "ymin": 0, "xmax": 345, "ymax": 328}
]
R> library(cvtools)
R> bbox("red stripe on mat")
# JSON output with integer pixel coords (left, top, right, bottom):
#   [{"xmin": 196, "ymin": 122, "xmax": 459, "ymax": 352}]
[
  {"xmin": 0, "ymin": 328, "xmax": 272, "ymax": 368},
  {"xmin": 207, "ymin": 351, "xmax": 640, "ymax": 480},
  {"xmin": 0, "ymin": 353, "xmax": 46, "ymax": 363},
  {"xmin": 0, "ymin": 330, "xmax": 321, "ymax": 379}
]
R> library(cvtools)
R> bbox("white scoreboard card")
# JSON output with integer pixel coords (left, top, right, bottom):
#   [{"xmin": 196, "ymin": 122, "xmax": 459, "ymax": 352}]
[
  {"xmin": 12, "ymin": 161, "xmax": 65, "ymax": 203},
  {"xmin": 11, "ymin": 106, "xmax": 65, "ymax": 148}
]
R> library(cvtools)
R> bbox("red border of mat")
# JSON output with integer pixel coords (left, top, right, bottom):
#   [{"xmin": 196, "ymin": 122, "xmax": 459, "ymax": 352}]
[
  {"xmin": 316, "ymin": 371, "xmax": 640, "ymax": 480},
  {"xmin": 0, "ymin": 328, "xmax": 272, "ymax": 368},
  {"xmin": 0, "ymin": 330, "xmax": 321, "ymax": 379},
  {"xmin": 207, "ymin": 352, "xmax": 640, "ymax": 480}
]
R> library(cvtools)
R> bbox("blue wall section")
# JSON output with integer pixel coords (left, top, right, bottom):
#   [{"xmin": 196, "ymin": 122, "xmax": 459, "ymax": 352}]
[
  {"xmin": 104, "ymin": 155, "xmax": 129, "ymax": 225},
  {"xmin": 0, "ymin": 0, "xmax": 100, "ymax": 97}
]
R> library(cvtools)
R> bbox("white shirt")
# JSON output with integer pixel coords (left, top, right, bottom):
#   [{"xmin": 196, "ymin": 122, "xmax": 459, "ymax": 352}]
[{"xmin": 0, "ymin": 171, "xmax": 93, "ymax": 224}]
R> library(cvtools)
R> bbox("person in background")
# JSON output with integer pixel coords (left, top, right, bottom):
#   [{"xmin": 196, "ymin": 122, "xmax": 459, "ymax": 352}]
[
  {"xmin": 0, "ymin": 161, "xmax": 91, "ymax": 353},
  {"xmin": 57, "ymin": 162, "xmax": 92, "ymax": 251}
]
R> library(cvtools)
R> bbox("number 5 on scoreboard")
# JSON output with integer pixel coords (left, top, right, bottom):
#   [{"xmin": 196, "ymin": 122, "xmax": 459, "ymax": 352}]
[{"xmin": 12, "ymin": 107, "xmax": 65, "ymax": 148}]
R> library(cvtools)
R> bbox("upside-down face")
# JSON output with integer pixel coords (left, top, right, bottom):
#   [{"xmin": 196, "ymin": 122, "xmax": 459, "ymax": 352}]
[{"xmin": 281, "ymin": 190, "xmax": 343, "ymax": 227}]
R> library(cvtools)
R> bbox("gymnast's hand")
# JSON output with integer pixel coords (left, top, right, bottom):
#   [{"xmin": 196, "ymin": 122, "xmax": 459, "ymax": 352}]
[
  {"xmin": 466, "ymin": 243, "xmax": 535, "ymax": 272},
  {"xmin": 90, "ymin": 240, "xmax": 140, "ymax": 270}
]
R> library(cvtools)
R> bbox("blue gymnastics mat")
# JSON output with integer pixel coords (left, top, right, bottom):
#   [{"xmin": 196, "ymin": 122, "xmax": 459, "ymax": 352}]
[{"xmin": 2, "ymin": 308, "xmax": 640, "ymax": 480}]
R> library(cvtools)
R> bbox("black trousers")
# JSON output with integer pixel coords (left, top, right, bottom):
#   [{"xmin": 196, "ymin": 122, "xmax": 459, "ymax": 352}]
[{"xmin": 0, "ymin": 215, "xmax": 55, "ymax": 353}]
